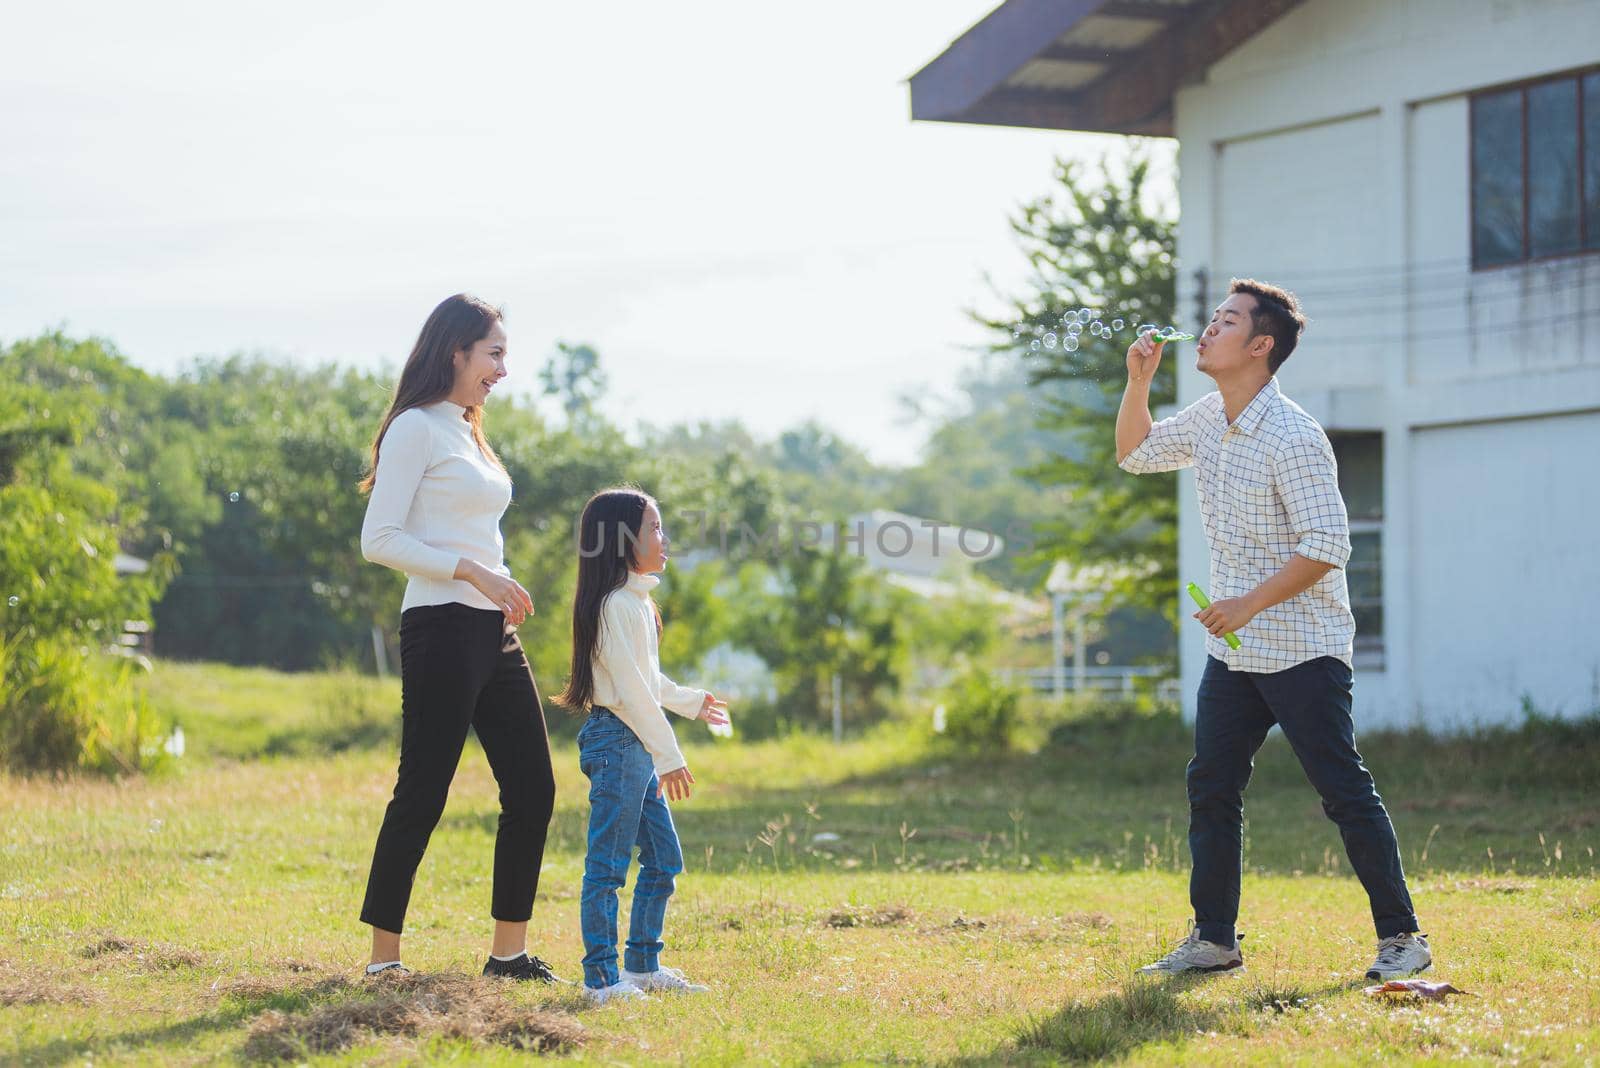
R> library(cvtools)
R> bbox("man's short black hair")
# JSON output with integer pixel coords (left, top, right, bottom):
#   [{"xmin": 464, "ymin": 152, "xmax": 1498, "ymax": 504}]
[{"xmin": 1229, "ymin": 278, "xmax": 1307, "ymax": 372}]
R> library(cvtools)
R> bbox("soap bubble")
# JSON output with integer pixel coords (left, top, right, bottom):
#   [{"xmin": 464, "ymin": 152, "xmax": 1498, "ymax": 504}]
[
  {"xmin": 1030, "ymin": 339, "xmax": 1042, "ymax": 352},
  {"xmin": 1078, "ymin": 307, "xmax": 1092, "ymax": 321},
  {"xmin": 1011, "ymin": 325, "xmax": 1024, "ymax": 338},
  {"xmin": 6, "ymin": 596, "xmax": 17, "ymax": 607},
  {"xmin": 1091, "ymin": 321, "xmax": 1104, "ymax": 334},
  {"xmin": 228, "ymin": 492, "xmax": 240, "ymax": 503},
  {"xmin": 1064, "ymin": 335, "xmax": 1079, "ymax": 352},
  {"xmin": 1067, "ymin": 321, "xmax": 1082, "ymax": 335},
  {"xmin": 1043, "ymin": 333, "xmax": 1058, "ymax": 349},
  {"xmin": 1112, "ymin": 318, "xmax": 1125, "ymax": 331}
]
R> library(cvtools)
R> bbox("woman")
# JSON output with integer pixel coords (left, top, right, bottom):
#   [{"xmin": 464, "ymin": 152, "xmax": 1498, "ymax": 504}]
[{"xmin": 356, "ymin": 293, "xmax": 558, "ymax": 982}]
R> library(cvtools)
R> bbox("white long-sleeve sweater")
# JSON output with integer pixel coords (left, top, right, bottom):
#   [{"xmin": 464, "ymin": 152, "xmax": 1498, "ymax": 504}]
[
  {"xmin": 592, "ymin": 572, "xmax": 708, "ymax": 775},
  {"xmin": 359, "ymin": 401, "xmax": 513, "ymax": 612}
]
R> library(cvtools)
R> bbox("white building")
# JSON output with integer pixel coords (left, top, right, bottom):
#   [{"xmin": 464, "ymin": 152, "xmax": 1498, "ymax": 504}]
[
  {"xmin": 818, "ymin": 509, "xmax": 1005, "ymax": 587},
  {"xmin": 913, "ymin": 0, "xmax": 1600, "ymax": 729}
]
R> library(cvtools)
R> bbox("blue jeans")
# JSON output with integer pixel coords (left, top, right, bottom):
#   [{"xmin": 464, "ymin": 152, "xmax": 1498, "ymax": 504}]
[
  {"xmin": 1188, "ymin": 656, "xmax": 1419, "ymax": 948},
  {"xmin": 577, "ymin": 707, "xmax": 684, "ymax": 989}
]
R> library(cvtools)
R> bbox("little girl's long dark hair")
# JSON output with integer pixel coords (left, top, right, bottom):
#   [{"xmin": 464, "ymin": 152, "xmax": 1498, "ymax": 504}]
[{"xmin": 555, "ymin": 487, "xmax": 662, "ymax": 711}]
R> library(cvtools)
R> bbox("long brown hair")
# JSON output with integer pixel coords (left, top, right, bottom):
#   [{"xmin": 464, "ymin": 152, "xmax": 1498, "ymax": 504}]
[
  {"xmin": 359, "ymin": 293, "xmax": 507, "ymax": 494},
  {"xmin": 555, "ymin": 487, "xmax": 663, "ymax": 711}
]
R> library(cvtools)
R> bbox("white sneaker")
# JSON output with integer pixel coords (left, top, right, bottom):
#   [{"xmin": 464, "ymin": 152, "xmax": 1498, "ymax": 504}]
[
  {"xmin": 584, "ymin": 978, "xmax": 649, "ymax": 1005},
  {"xmin": 1365, "ymin": 932, "xmax": 1431, "ymax": 981},
  {"xmin": 621, "ymin": 965, "xmax": 709, "ymax": 993},
  {"xmin": 1136, "ymin": 926, "xmax": 1244, "ymax": 975}
]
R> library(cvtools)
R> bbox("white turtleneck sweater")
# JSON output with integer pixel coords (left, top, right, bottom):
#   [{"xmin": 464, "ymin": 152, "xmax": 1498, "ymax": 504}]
[
  {"xmin": 592, "ymin": 572, "xmax": 708, "ymax": 775},
  {"xmin": 359, "ymin": 401, "xmax": 514, "ymax": 613}
]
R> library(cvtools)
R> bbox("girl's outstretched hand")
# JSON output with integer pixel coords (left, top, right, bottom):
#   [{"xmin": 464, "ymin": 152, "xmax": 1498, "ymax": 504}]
[
  {"xmin": 698, "ymin": 692, "xmax": 730, "ymax": 727},
  {"xmin": 659, "ymin": 766, "xmax": 694, "ymax": 802}
]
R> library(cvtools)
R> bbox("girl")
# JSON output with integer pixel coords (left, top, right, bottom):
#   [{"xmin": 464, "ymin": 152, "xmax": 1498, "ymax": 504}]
[
  {"xmin": 356, "ymin": 294, "xmax": 559, "ymax": 983},
  {"xmin": 556, "ymin": 488, "xmax": 730, "ymax": 1004}
]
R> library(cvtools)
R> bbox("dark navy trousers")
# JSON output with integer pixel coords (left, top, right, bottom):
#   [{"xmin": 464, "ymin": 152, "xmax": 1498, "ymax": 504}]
[{"xmin": 1188, "ymin": 655, "xmax": 1419, "ymax": 947}]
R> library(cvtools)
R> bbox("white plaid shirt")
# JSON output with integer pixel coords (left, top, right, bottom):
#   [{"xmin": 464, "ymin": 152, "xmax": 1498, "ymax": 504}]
[{"xmin": 1120, "ymin": 377, "xmax": 1354, "ymax": 672}]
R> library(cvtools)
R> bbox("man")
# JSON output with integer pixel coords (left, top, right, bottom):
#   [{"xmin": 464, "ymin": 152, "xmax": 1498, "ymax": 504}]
[{"xmin": 1117, "ymin": 278, "xmax": 1431, "ymax": 981}]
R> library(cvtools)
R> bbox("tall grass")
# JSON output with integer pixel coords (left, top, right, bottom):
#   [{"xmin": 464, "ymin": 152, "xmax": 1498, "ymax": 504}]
[{"xmin": 0, "ymin": 638, "xmax": 166, "ymax": 775}]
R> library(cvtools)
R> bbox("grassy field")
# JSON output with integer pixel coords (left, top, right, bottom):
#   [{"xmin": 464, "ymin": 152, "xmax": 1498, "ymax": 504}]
[{"xmin": 2, "ymin": 660, "xmax": 1599, "ymax": 1064}]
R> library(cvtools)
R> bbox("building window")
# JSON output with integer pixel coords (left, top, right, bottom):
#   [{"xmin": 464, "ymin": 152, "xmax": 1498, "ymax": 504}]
[
  {"xmin": 1331, "ymin": 432, "xmax": 1383, "ymax": 664},
  {"xmin": 1471, "ymin": 68, "xmax": 1600, "ymax": 268}
]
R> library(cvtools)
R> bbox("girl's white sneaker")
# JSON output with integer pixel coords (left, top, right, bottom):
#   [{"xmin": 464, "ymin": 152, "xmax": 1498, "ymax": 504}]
[
  {"xmin": 584, "ymin": 978, "xmax": 649, "ymax": 1005},
  {"xmin": 621, "ymin": 965, "xmax": 709, "ymax": 993}
]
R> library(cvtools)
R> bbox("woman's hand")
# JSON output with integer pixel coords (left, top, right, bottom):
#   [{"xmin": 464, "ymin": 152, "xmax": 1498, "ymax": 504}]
[
  {"xmin": 456, "ymin": 559, "xmax": 534, "ymax": 626},
  {"xmin": 658, "ymin": 766, "xmax": 694, "ymax": 802},
  {"xmin": 698, "ymin": 693, "xmax": 730, "ymax": 727}
]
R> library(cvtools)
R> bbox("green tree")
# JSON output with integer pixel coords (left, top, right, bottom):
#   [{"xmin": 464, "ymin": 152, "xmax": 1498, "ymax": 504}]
[
  {"xmin": 493, "ymin": 401, "xmax": 646, "ymax": 690},
  {"xmin": 739, "ymin": 546, "xmax": 911, "ymax": 728},
  {"xmin": 892, "ymin": 357, "xmax": 1072, "ymax": 591},
  {"xmin": 0, "ymin": 332, "xmax": 218, "ymax": 555},
  {"xmin": 980, "ymin": 146, "xmax": 1180, "ymax": 621},
  {"xmin": 655, "ymin": 557, "xmax": 736, "ymax": 675},
  {"xmin": 540, "ymin": 341, "xmax": 608, "ymax": 428},
  {"xmin": 0, "ymin": 370, "xmax": 171, "ymax": 773},
  {"xmin": 150, "ymin": 357, "xmax": 390, "ymax": 669}
]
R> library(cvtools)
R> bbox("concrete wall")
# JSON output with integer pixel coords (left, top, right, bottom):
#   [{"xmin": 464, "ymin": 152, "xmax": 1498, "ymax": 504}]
[{"xmin": 1170, "ymin": 0, "xmax": 1600, "ymax": 729}]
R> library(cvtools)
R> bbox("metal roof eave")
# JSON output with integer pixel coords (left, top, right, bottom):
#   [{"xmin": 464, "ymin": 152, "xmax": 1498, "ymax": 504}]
[
  {"xmin": 909, "ymin": 0, "xmax": 1307, "ymax": 136},
  {"xmin": 909, "ymin": 0, "xmax": 1107, "ymax": 123}
]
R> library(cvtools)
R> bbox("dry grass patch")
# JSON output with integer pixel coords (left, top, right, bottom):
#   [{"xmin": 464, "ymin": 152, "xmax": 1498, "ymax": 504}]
[
  {"xmin": 907, "ymin": 909, "xmax": 1111, "ymax": 942},
  {"xmin": 0, "ymin": 964, "xmax": 97, "ymax": 1007},
  {"xmin": 79, "ymin": 936, "xmax": 206, "ymax": 970},
  {"xmin": 711, "ymin": 896, "xmax": 799, "ymax": 930},
  {"xmin": 241, "ymin": 972, "xmax": 584, "ymax": 1061},
  {"xmin": 823, "ymin": 904, "xmax": 914, "ymax": 929},
  {"xmin": 209, "ymin": 973, "xmax": 353, "ymax": 1003},
  {"xmin": 1430, "ymin": 878, "xmax": 1536, "ymax": 895}
]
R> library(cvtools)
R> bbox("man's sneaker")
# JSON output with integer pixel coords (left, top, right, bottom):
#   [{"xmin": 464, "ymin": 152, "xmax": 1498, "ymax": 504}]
[
  {"xmin": 482, "ymin": 953, "xmax": 562, "ymax": 983},
  {"xmin": 364, "ymin": 962, "xmax": 411, "ymax": 979},
  {"xmin": 1136, "ymin": 927, "xmax": 1244, "ymax": 975},
  {"xmin": 621, "ymin": 965, "xmax": 709, "ymax": 993},
  {"xmin": 584, "ymin": 978, "xmax": 649, "ymax": 1005},
  {"xmin": 1365, "ymin": 933, "xmax": 1431, "ymax": 981}
]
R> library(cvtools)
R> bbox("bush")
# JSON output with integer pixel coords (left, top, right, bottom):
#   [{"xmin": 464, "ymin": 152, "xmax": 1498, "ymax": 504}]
[
  {"xmin": 938, "ymin": 669, "xmax": 1023, "ymax": 751},
  {"xmin": 0, "ymin": 636, "xmax": 166, "ymax": 775}
]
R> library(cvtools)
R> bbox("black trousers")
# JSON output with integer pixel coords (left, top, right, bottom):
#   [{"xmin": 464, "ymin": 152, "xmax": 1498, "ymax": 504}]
[
  {"xmin": 1188, "ymin": 655, "xmax": 1418, "ymax": 947},
  {"xmin": 360, "ymin": 603, "xmax": 556, "ymax": 935}
]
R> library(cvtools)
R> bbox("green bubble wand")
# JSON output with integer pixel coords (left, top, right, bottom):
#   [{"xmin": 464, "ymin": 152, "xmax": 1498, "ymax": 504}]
[
  {"xmin": 1186, "ymin": 582, "xmax": 1242, "ymax": 650},
  {"xmin": 1143, "ymin": 325, "xmax": 1197, "ymax": 342}
]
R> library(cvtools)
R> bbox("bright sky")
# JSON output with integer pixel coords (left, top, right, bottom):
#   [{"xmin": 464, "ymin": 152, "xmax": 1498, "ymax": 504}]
[{"xmin": 2, "ymin": 1, "xmax": 1126, "ymax": 465}]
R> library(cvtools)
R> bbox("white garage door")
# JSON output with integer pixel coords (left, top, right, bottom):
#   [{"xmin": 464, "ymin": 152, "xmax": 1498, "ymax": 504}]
[
  {"xmin": 1411, "ymin": 411, "xmax": 1600, "ymax": 728},
  {"xmin": 1215, "ymin": 112, "xmax": 1384, "ymax": 392}
]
